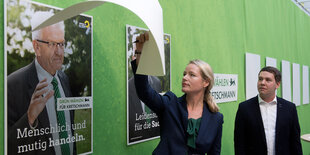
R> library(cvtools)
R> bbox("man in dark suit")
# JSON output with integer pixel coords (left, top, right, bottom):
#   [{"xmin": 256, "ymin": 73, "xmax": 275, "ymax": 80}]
[
  {"xmin": 7, "ymin": 11, "xmax": 75, "ymax": 155},
  {"xmin": 234, "ymin": 66, "xmax": 302, "ymax": 155},
  {"xmin": 128, "ymin": 75, "xmax": 162, "ymax": 143}
]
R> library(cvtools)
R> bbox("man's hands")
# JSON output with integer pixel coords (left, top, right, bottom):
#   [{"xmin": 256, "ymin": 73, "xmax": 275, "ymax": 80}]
[
  {"xmin": 135, "ymin": 32, "xmax": 149, "ymax": 65},
  {"xmin": 27, "ymin": 78, "xmax": 54, "ymax": 126}
]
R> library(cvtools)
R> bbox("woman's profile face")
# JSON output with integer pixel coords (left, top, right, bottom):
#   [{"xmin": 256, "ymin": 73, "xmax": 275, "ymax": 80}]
[{"xmin": 182, "ymin": 64, "xmax": 209, "ymax": 94}]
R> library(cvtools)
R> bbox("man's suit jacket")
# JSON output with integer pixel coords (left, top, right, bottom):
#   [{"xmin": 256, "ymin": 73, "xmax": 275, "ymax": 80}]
[
  {"xmin": 7, "ymin": 61, "xmax": 75, "ymax": 155},
  {"xmin": 128, "ymin": 76, "xmax": 162, "ymax": 143},
  {"xmin": 234, "ymin": 96, "xmax": 302, "ymax": 155}
]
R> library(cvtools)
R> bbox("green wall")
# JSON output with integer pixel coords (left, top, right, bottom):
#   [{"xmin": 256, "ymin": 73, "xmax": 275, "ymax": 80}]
[{"xmin": 2, "ymin": 0, "xmax": 310, "ymax": 154}]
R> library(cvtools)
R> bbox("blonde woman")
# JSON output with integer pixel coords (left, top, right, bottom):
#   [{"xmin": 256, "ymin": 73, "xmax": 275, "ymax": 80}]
[{"xmin": 132, "ymin": 33, "xmax": 223, "ymax": 155}]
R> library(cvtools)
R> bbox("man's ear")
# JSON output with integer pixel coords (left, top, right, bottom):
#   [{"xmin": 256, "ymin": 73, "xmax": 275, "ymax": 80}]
[
  {"xmin": 32, "ymin": 40, "xmax": 41, "ymax": 56},
  {"xmin": 276, "ymin": 81, "xmax": 280, "ymax": 89}
]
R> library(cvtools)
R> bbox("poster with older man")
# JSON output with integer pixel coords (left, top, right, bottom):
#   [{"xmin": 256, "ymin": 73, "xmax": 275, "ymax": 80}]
[{"xmin": 5, "ymin": 0, "xmax": 93, "ymax": 154}]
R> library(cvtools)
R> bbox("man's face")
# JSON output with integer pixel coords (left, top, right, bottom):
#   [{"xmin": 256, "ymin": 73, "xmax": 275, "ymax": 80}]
[
  {"xmin": 34, "ymin": 25, "xmax": 64, "ymax": 75},
  {"xmin": 257, "ymin": 71, "xmax": 280, "ymax": 98}
]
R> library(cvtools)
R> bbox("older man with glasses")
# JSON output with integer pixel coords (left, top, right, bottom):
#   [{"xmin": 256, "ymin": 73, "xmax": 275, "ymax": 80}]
[{"xmin": 7, "ymin": 11, "xmax": 76, "ymax": 155}]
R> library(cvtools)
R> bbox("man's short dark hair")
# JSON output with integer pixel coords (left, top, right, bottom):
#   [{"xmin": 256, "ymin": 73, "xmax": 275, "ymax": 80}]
[{"xmin": 259, "ymin": 66, "xmax": 281, "ymax": 83}]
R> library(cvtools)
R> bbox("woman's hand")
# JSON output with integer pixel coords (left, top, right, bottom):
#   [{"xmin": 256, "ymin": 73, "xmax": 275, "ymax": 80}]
[{"xmin": 135, "ymin": 32, "xmax": 149, "ymax": 65}]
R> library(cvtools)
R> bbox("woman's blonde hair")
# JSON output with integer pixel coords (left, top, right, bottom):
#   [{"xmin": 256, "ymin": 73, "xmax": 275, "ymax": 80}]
[{"xmin": 189, "ymin": 59, "xmax": 219, "ymax": 113}]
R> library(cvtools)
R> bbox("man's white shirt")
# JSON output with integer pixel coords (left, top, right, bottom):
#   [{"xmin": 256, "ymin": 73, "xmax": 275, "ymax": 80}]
[
  {"xmin": 258, "ymin": 95, "xmax": 277, "ymax": 155},
  {"xmin": 35, "ymin": 59, "xmax": 73, "ymax": 155}
]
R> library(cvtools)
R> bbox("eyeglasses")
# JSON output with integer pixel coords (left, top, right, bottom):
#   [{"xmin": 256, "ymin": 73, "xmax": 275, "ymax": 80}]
[{"xmin": 36, "ymin": 39, "xmax": 65, "ymax": 49}]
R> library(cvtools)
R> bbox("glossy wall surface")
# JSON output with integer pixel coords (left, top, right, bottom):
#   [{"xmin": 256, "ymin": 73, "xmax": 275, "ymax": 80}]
[{"xmin": 1, "ymin": 0, "xmax": 310, "ymax": 154}]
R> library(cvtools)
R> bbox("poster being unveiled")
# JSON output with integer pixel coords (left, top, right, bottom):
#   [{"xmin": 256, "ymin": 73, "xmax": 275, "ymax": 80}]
[
  {"xmin": 126, "ymin": 25, "xmax": 171, "ymax": 145},
  {"xmin": 5, "ymin": 0, "xmax": 93, "ymax": 154}
]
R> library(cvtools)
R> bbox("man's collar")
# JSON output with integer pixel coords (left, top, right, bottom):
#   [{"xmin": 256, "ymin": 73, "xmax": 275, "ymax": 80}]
[
  {"xmin": 258, "ymin": 94, "xmax": 277, "ymax": 104},
  {"xmin": 35, "ymin": 58, "xmax": 58, "ymax": 83}
]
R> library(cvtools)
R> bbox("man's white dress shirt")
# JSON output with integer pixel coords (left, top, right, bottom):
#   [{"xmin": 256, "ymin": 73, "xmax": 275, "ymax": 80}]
[
  {"xmin": 35, "ymin": 59, "xmax": 73, "ymax": 155},
  {"xmin": 258, "ymin": 95, "xmax": 277, "ymax": 155}
]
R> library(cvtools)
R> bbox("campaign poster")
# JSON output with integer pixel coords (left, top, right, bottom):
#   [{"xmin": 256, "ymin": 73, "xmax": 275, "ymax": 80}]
[
  {"xmin": 126, "ymin": 25, "xmax": 171, "ymax": 145},
  {"xmin": 211, "ymin": 74, "xmax": 238, "ymax": 103},
  {"xmin": 5, "ymin": 0, "xmax": 93, "ymax": 154}
]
